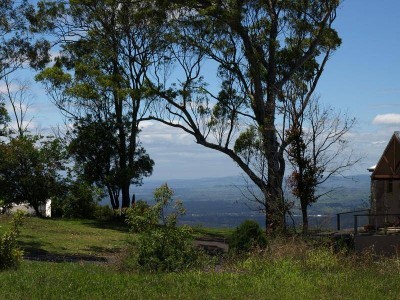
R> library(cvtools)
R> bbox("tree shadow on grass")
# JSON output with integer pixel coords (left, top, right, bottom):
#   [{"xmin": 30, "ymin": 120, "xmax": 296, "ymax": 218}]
[
  {"xmin": 43, "ymin": 217, "xmax": 129, "ymax": 233},
  {"xmin": 19, "ymin": 240, "xmax": 108, "ymax": 263},
  {"xmin": 85, "ymin": 245, "xmax": 122, "ymax": 254},
  {"xmin": 80, "ymin": 218, "xmax": 130, "ymax": 233}
]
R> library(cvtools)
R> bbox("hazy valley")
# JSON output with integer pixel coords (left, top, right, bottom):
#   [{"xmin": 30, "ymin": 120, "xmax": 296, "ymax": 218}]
[{"xmin": 121, "ymin": 174, "xmax": 372, "ymax": 230}]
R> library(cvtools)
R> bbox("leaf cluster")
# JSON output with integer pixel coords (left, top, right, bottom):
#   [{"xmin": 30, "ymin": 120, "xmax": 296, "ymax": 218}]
[
  {"xmin": 0, "ymin": 0, "xmax": 51, "ymax": 78},
  {"xmin": 0, "ymin": 135, "xmax": 67, "ymax": 215},
  {"xmin": 229, "ymin": 219, "xmax": 267, "ymax": 254},
  {"xmin": 125, "ymin": 184, "xmax": 200, "ymax": 272},
  {"xmin": 0, "ymin": 211, "xmax": 24, "ymax": 270}
]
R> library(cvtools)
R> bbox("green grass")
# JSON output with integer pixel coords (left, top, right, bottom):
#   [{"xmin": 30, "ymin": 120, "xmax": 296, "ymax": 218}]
[
  {"xmin": 0, "ymin": 216, "xmax": 400, "ymax": 299},
  {"xmin": 0, "ymin": 215, "xmax": 129, "ymax": 259},
  {"xmin": 191, "ymin": 226, "xmax": 234, "ymax": 239},
  {"xmin": 0, "ymin": 257, "xmax": 399, "ymax": 299}
]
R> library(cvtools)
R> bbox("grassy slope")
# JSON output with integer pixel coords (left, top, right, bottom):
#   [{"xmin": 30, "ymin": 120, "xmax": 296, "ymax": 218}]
[
  {"xmin": 0, "ymin": 216, "xmax": 129, "ymax": 258},
  {"xmin": 0, "ymin": 216, "xmax": 399, "ymax": 299}
]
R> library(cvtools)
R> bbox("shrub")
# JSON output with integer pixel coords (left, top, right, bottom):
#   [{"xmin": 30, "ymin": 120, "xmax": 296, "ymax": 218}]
[
  {"xmin": 93, "ymin": 205, "xmax": 115, "ymax": 221},
  {"xmin": 136, "ymin": 226, "xmax": 200, "ymax": 272},
  {"xmin": 125, "ymin": 200, "xmax": 155, "ymax": 233},
  {"xmin": 53, "ymin": 181, "xmax": 102, "ymax": 219},
  {"xmin": 0, "ymin": 211, "xmax": 24, "ymax": 270},
  {"xmin": 126, "ymin": 184, "xmax": 202, "ymax": 272},
  {"xmin": 229, "ymin": 220, "xmax": 267, "ymax": 254}
]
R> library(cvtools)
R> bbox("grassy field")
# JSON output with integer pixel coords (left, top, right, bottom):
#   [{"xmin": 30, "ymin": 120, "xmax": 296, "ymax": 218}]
[
  {"xmin": 0, "ymin": 216, "xmax": 400, "ymax": 299},
  {"xmin": 0, "ymin": 215, "xmax": 129, "ymax": 261}
]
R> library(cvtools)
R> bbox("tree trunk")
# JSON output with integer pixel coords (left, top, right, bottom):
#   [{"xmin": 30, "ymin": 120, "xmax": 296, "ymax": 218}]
[
  {"xmin": 121, "ymin": 181, "xmax": 131, "ymax": 208},
  {"xmin": 301, "ymin": 200, "xmax": 309, "ymax": 234},
  {"xmin": 32, "ymin": 204, "xmax": 43, "ymax": 218},
  {"xmin": 107, "ymin": 186, "xmax": 118, "ymax": 209},
  {"xmin": 264, "ymin": 177, "xmax": 286, "ymax": 233},
  {"xmin": 263, "ymin": 123, "xmax": 286, "ymax": 233}
]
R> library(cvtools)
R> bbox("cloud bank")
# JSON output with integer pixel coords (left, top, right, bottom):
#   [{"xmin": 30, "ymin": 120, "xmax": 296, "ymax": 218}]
[{"xmin": 372, "ymin": 113, "xmax": 400, "ymax": 125}]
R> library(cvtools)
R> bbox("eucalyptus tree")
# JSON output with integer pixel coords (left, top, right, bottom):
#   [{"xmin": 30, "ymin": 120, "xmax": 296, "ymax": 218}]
[
  {"xmin": 36, "ymin": 0, "xmax": 163, "ymax": 208},
  {"xmin": 0, "ymin": 0, "xmax": 50, "ymax": 80},
  {"xmin": 149, "ymin": 0, "xmax": 341, "ymax": 231}
]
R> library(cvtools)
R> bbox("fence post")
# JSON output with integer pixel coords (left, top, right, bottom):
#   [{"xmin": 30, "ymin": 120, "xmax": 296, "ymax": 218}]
[{"xmin": 354, "ymin": 215, "xmax": 358, "ymax": 235}]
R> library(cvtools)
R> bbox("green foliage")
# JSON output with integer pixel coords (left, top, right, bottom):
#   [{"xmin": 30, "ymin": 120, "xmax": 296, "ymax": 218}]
[
  {"xmin": 125, "ymin": 200, "xmax": 155, "ymax": 233},
  {"xmin": 0, "ymin": 0, "xmax": 51, "ymax": 79},
  {"xmin": 229, "ymin": 220, "xmax": 267, "ymax": 254},
  {"xmin": 126, "ymin": 184, "xmax": 200, "ymax": 272},
  {"xmin": 126, "ymin": 184, "xmax": 186, "ymax": 232},
  {"xmin": 0, "ymin": 211, "xmax": 24, "ymax": 270},
  {"xmin": 136, "ymin": 225, "xmax": 199, "ymax": 272},
  {"xmin": 0, "ymin": 101, "xmax": 10, "ymax": 137},
  {"xmin": 36, "ymin": 0, "xmax": 158, "ymax": 209},
  {"xmin": 93, "ymin": 205, "xmax": 115, "ymax": 221},
  {"xmin": 53, "ymin": 180, "xmax": 102, "ymax": 219},
  {"xmin": 0, "ymin": 135, "xmax": 66, "ymax": 216}
]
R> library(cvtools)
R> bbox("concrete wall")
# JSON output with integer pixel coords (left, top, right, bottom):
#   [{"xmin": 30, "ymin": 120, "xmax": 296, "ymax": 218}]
[{"xmin": 355, "ymin": 235, "xmax": 400, "ymax": 256}]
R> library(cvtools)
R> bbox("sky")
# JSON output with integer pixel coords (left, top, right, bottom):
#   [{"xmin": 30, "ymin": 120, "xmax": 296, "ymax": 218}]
[{"xmin": 2, "ymin": 0, "xmax": 400, "ymax": 181}]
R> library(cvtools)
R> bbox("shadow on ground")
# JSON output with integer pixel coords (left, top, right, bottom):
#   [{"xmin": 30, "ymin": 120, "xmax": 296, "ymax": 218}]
[
  {"xmin": 80, "ymin": 219, "xmax": 129, "ymax": 233},
  {"xmin": 19, "ymin": 241, "xmax": 108, "ymax": 263}
]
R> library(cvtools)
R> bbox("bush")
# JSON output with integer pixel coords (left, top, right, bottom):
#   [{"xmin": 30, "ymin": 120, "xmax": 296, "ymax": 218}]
[
  {"xmin": 136, "ymin": 226, "xmax": 200, "ymax": 272},
  {"xmin": 126, "ymin": 184, "xmax": 202, "ymax": 272},
  {"xmin": 93, "ymin": 205, "xmax": 115, "ymax": 221},
  {"xmin": 125, "ymin": 200, "xmax": 155, "ymax": 233},
  {"xmin": 229, "ymin": 220, "xmax": 267, "ymax": 254},
  {"xmin": 0, "ymin": 211, "xmax": 24, "ymax": 270},
  {"xmin": 53, "ymin": 181, "xmax": 102, "ymax": 219}
]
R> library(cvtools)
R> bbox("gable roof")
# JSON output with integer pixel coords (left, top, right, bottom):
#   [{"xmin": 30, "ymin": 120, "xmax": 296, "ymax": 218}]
[{"xmin": 372, "ymin": 131, "xmax": 400, "ymax": 179}]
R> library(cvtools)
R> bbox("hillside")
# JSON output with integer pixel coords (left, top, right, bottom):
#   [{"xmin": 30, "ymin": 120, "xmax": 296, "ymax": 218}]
[{"xmin": 112, "ymin": 174, "xmax": 372, "ymax": 230}]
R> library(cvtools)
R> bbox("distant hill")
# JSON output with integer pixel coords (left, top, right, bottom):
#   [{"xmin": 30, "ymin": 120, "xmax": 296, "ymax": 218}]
[{"xmin": 107, "ymin": 174, "xmax": 372, "ymax": 229}]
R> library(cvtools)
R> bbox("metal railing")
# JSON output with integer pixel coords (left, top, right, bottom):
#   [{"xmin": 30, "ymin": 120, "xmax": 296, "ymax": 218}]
[
  {"xmin": 353, "ymin": 213, "xmax": 400, "ymax": 235},
  {"xmin": 336, "ymin": 209, "xmax": 370, "ymax": 231}
]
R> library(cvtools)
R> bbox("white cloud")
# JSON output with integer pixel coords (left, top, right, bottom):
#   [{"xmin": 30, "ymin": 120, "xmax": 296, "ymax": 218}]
[
  {"xmin": 371, "ymin": 141, "xmax": 386, "ymax": 145},
  {"xmin": 373, "ymin": 113, "xmax": 400, "ymax": 125},
  {"xmin": 139, "ymin": 121, "xmax": 194, "ymax": 146},
  {"xmin": 9, "ymin": 120, "xmax": 36, "ymax": 132},
  {"xmin": 139, "ymin": 120, "xmax": 154, "ymax": 129},
  {"xmin": 0, "ymin": 82, "xmax": 19, "ymax": 94}
]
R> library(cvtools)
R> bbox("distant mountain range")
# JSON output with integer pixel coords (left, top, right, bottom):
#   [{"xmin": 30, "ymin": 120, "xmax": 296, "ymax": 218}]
[{"xmin": 110, "ymin": 174, "xmax": 372, "ymax": 230}]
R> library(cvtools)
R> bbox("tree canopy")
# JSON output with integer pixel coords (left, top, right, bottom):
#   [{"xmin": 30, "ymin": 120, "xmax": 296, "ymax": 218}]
[
  {"xmin": 36, "ymin": 0, "xmax": 162, "ymax": 208},
  {"xmin": 0, "ymin": 0, "xmax": 51, "ymax": 80},
  {"xmin": 0, "ymin": 135, "xmax": 66, "ymax": 216},
  {"xmin": 147, "ymin": 0, "xmax": 341, "ymax": 231}
]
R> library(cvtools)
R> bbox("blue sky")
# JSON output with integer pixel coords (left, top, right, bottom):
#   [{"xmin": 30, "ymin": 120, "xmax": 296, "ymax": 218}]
[
  {"xmin": 2, "ymin": 1, "xmax": 400, "ymax": 181},
  {"xmin": 141, "ymin": 1, "xmax": 400, "ymax": 179}
]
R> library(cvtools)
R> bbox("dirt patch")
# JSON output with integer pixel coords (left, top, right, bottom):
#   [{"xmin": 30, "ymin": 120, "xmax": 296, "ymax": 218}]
[{"xmin": 194, "ymin": 236, "xmax": 229, "ymax": 254}]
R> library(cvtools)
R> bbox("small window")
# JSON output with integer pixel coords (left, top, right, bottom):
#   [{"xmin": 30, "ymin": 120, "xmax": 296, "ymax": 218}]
[{"xmin": 387, "ymin": 180, "xmax": 393, "ymax": 193}]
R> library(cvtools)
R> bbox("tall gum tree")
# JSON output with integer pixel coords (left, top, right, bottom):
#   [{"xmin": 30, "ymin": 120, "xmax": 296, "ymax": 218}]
[
  {"xmin": 148, "ymin": 0, "xmax": 341, "ymax": 231},
  {"xmin": 36, "ymin": 0, "xmax": 163, "ymax": 208}
]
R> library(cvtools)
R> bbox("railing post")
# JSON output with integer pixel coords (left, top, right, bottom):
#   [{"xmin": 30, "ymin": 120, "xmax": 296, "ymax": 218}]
[
  {"xmin": 337, "ymin": 213, "xmax": 341, "ymax": 231},
  {"xmin": 354, "ymin": 215, "xmax": 358, "ymax": 235}
]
